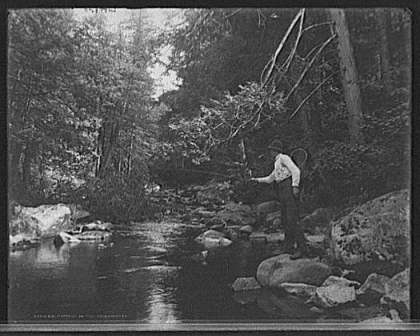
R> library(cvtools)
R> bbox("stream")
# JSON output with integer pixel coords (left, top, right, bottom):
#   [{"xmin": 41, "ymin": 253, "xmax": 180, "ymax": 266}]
[{"xmin": 9, "ymin": 219, "xmax": 321, "ymax": 323}]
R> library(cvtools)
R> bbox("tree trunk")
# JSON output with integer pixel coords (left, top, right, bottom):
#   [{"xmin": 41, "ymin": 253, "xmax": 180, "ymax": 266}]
[
  {"xmin": 329, "ymin": 9, "xmax": 364, "ymax": 144},
  {"xmin": 127, "ymin": 124, "xmax": 135, "ymax": 176},
  {"xmin": 22, "ymin": 143, "xmax": 33, "ymax": 190},
  {"xmin": 98, "ymin": 120, "xmax": 118, "ymax": 178},
  {"xmin": 239, "ymin": 138, "xmax": 251, "ymax": 177},
  {"xmin": 376, "ymin": 9, "xmax": 392, "ymax": 93}
]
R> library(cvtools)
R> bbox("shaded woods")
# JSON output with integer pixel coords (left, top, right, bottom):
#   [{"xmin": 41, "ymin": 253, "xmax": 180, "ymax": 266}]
[{"xmin": 8, "ymin": 8, "xmax": 410, "ymax": 221}]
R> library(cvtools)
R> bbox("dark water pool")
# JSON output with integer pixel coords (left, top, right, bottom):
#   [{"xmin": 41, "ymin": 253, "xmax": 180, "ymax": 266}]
[{"xmin": 8, "ymin": 220, "xmax": 319, "ymax": 323}]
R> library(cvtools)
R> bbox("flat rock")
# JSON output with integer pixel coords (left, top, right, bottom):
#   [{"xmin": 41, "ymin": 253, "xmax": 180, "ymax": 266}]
[
  {"xmin": 266, "ymin": 232, "xmax": 284, "ymax": 243},
  {"xmin": 279, "ymin": 283, "xmax": 317, "ymax": 298},
  {"xmin": 311, "ymin": 276, "xmax": 359, "ymax": 308},
  {"xmin": 315, "ymin": 285, "xmax": 356, "ymax": 308},
  {"xmin": 249, "ymin": 232, "xmax": 267, "ymax": 241},
  {"xmin": 322, "ymin": 275, "xmax": 360, "ymax": 287}
]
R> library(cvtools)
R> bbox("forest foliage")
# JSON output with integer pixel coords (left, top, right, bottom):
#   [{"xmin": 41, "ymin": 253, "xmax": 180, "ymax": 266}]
[{"xmin": 8, "ymin": 8, "xmax": 411, "ymax": 220}]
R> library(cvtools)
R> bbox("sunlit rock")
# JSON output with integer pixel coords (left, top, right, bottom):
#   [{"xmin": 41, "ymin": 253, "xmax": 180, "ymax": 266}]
[
  {"xmin": 310, "ymin": 276, "xmax": 359, "ymax": 308},
  {"xmin": 231, "ymin": 277, "xmax": 261, "ymax": 291},
  {"xmin": 256, "ymin": 254, "xmax": 331, "ymax": 288}
]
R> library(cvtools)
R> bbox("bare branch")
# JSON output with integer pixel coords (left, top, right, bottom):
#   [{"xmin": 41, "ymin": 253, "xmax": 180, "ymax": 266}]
[
  {"xmin": 302, "ymin": 21, "xmax": 334, "ymax": 34},
  {"xmin": 281, "ymin": 9, "xmax": 305, "ymax": 74},
  {"xmin": 223, "ymin": 9, "xmax": 242, "ymax": 19},
  {"xmin": 288, "ymin": 71, "xmax": 338, "ymax": 121},
  {"xmin": 285, "ymin": 33, "xmax": 336, "ymax": 102},
  {"xmin": 260, "ymin": 9, "xmax": 305, "ymax": 86}
]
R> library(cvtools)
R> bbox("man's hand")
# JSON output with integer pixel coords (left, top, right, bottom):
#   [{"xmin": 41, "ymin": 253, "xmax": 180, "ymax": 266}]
[
  {"xmin": 249, "ymin": 177, "xmax": 259, "ymax": 184},
  {"xmin": 292, "ymin": 186, "xmax": 300, "ymax": 199}
]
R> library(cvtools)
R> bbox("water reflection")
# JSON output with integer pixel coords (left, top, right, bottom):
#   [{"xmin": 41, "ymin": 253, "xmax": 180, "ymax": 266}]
[{"xmin": 8, "ymin": 219, "xmax": 304, "ymax": 323}]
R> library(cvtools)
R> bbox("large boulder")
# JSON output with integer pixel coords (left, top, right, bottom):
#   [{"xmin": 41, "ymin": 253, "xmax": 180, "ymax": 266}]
[
  {"xmin": 10, "ymin": 203, "xmax": 77, "ymax": 240},
  {"xmin": 256, "ymin": 254, "xmax": 332, "ymax": 288},
  {"xmin": 330, "ymin": 189, "xmax": 409, "ymax": 266}
]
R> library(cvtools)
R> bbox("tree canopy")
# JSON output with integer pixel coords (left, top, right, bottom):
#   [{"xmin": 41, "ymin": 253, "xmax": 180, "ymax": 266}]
[{"xmin": 8, "ymin": 8, "xmax": 411, "ymax": 219}]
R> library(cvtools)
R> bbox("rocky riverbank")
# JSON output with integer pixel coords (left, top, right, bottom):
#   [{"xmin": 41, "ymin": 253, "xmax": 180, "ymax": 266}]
[
  {"xmin": 152, "ymin": 184, "xmax": 410, "ymax": 322},
  {"xmin": 9, "ymin": 182, "xmax": 410, "ymax": 322}
]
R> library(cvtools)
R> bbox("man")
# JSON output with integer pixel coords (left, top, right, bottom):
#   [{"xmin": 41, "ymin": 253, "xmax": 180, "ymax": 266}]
[{"xmin": 251, "ymin": 139, "xmax": 307, "ymax": 259}]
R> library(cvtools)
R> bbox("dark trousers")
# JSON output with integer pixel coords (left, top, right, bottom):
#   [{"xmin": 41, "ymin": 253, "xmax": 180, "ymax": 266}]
[{"xmin": 276, "ymin": 177, "xmax": 306, "ymax": 250}]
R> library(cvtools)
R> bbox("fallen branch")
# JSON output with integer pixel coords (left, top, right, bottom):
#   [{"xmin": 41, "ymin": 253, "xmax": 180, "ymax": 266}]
[
  {"xmin": 285, "ymin": 33, "xmax": 336, "ymax": 102},
  {"xmin": 288, "ymin": 71, "xmax": 338, "ymax": 121},
  {"xmin": 260, "ymin": 9, "xmax": 305, "ymax": 86},
  {"xmin": 281, "ymin": 9, "xmax": 305, "ymax": 74}
]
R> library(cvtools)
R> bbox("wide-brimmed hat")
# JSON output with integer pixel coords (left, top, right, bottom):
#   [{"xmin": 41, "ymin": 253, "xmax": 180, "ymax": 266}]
[{"xmin": 268, "ymin": 139, "xmax": 284, "ymax": 152}]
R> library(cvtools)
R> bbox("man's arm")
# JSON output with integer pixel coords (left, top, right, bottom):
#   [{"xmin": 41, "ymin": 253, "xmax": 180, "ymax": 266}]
[
  {"xmin": 281, "ymin": 155, "xmax": 301, "ymax": 187},
  {"xmin": 252, "ymin": 170, "xmax": 275, "ymax": 184}
]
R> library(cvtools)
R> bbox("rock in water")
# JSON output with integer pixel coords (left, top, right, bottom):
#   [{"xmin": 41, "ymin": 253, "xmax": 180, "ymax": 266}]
[
  {"xmin": 356, "ymin": 273, "xmax": 391, "ymax": 303},
  {"xmin": 322, "ymin": 275, "xmax": 360, "ymax": 287},
  {"xmin": 202, "ymin": 237, "xmax": 232, "ymax": 249},
  {"xmin": 382, "ymin": 269, "xmax": 409, "ymax": 314},
  {"xmin": 81, "ymin": 221, "xmax": 113, "ymax": 232},
  {"xmin": 9, "ymin": 203, "xmax": 90, "ymax": 244},
  {"xmin": 311, "ymin": 276, "xmax": 359, "ymax": 308},
  {"xmin": 195, "ymin": 229, "xmax": 232, "ymax": 248},
  {"xmin": 256, "ymin": 254, "xmax": 332, "ymax": 288},
  {"xmin": 239, "ymin": 225, "xmax": 253, "ymax": 234},
  {"xmin": 330, "ymin": 189, "xmax": 409, "ymax": 266},
  {"xmin": 231, "ymin": 277, "xmax": 261, "ymax": 291},
  {"xmin": 56, "ymin": 232, "xmax": 81, "ymax": 244},
  {"xmin": 195, "ymin": 229, "xmax": 226, "ymax": 240}
]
